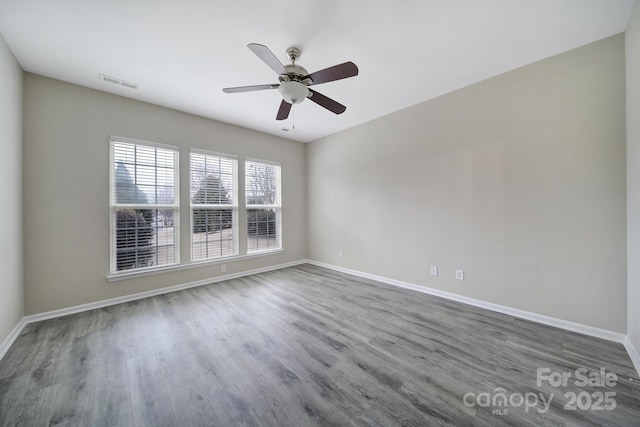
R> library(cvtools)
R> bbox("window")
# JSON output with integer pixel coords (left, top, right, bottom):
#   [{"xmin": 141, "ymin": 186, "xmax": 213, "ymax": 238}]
[
  {"xmin": 245, "ymin": 159, "xmax": 281, "ymax": 253},
  {"xmin": 190, "ymin": 150, "xmax": 238, "ymax": 261},
  {"xmin": 110, "ymin": 137, "xmax": 179, "ymax": 273}
]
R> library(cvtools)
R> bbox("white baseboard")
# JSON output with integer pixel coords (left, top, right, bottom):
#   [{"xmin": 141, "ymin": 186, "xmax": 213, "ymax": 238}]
[
  {"xmin": 307, "ymin": 260, "xmax": 627, "ymax": 344},
  {"xmin": 3, "ymin": 259, "xmax": 638, "ymax": 379},
  {"xmin": 0, "ymin": 317, "xmax": 27, "ymax": 362},
  {"xmin": 624, "ymin": 336, "xmax": 640, "ymax": 376}
]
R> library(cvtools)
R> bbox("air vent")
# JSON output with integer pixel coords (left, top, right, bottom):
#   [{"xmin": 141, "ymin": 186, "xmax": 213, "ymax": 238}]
[
  {"xmin": 99, "ymin": 74, "xmax": 139, "ymax": 90},
  {"xmin": 101, "ymin": 75, "xmax": 120, "ymax": 84}
]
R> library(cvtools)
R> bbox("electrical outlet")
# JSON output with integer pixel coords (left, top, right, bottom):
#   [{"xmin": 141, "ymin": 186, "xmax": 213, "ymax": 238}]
[
  {"xmin": 430, "ymin": 265, "xmax": 438, "ymax": 276},
  {"xmin": 221, "ymin": 264, "xmax": 227, "ymax": 273},
  {"xmin": 456, "ymin": 269, "xmax": 464, "ymax": 280},
  {"xmin": 338, "ymin": 249, "xmax": 343, "ymax": 258}
]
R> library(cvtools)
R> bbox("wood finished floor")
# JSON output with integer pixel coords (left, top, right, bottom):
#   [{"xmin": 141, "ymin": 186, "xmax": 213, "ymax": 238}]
[{"xmin": 1, "ymin": 264, "xmax": 639, "ymax": 426}]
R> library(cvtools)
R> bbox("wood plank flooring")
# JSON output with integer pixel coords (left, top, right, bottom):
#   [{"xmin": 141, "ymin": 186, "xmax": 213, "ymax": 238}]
[{"xmin": 0, "ymin": 264, "xmax": 639, "ymax": 426}]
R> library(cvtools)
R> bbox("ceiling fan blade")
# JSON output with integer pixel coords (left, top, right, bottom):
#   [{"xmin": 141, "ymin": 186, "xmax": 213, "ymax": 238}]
[
  {"xmin": 305, "ymin": 62, "xmax": 359, "ymax": 85},
  {"xmin": 307, "ymin": 89, "xmax": 346, "ymax": 114},
  {"xmin": 248, "ymin": 43, "xmax": 288, "ymax": 75},
  {"xmin": 276, "ymin": 100, "xmax": 292, "ymax": 120},
  {"xmin": 222, "ymin": 84, "xmax": 279, "ymax": 93}
]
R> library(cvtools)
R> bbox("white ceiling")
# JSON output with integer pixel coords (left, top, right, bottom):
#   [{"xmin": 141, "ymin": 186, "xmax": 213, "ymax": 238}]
[{"xmin": 0, "ymin": 0, "xmax": 636, "ymax": 143}]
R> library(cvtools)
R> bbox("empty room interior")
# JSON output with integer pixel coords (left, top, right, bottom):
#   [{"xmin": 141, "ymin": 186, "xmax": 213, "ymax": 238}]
[{"xmin": 1, "ymin": 0, "xmax": 640, "ymax": 425}]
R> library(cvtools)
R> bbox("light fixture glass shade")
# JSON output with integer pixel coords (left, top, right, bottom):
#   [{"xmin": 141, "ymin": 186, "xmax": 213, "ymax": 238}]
[{"xmin": 279, "ymin": 81, "xmax": 309, "ymax": 104}]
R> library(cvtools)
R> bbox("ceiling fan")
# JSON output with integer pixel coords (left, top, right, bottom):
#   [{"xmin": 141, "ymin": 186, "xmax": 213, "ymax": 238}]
[{"xmin": 223, "ymin": 43, "xmax": 359, "ymax": 121}]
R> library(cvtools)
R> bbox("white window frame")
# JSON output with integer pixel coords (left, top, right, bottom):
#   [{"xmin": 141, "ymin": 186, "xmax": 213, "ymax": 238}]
[
  {"xmin": 245, "ymin": 158, "xmax": 282, "ymax": 253},
  {"xmin": 190, "ymin": 149, "xmax": 239, "ymax": 261},
  {"xmin": 109, "ymin": 136, "xmax": 180, "ymax": 274}
]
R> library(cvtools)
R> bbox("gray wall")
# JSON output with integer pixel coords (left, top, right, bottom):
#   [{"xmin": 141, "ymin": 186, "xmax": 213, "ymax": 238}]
[
  {"xmin": 627, "ymin": 3, "xmax": 640, "ymax": 359},
  {"xmin": 23, "ymin": 74, "xmax": 306, "ymax": 315},
  {"xmin": 307, "ymin": 35, "xmax": 627, "ymax": 333},
  {"xmin": 0, "ymin": 34, "xmax": 23, "ymax": 345}
]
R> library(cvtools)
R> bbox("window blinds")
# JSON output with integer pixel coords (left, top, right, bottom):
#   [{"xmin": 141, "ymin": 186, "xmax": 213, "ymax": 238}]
[
  {"xmin": 190, "ymin": 151, "xmax": 238, "ymax": 261},
  {"xmin": 110, "ymin": 137, "xmax": 179, "ymax": 273},
  {"xmin": 245, "ymin": 159, "xmax": 281, "ymax": 253}
]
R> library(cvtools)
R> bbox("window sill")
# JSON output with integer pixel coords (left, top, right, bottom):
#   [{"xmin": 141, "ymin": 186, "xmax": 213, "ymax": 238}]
[{"xmin": 107, "ymin": 249, "xmax": 285, "ymax": 282}]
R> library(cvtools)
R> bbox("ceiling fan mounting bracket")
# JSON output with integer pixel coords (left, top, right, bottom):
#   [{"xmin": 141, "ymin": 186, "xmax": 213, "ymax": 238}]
[{"xmin": 286, "ymin": 46, "xmax": 301, "ymax": 63}]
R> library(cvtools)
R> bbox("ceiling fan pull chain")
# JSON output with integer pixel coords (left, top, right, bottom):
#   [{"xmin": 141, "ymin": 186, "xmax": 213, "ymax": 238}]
[{"xmin": 292, "ymin": 104, "xmax": 296, "ymax": 131}]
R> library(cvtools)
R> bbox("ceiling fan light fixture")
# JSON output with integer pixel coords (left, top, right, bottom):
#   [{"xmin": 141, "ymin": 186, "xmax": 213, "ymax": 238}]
[{"xmin": 279, "ymin": 81, "xmax": 308, "ymax": 104}]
